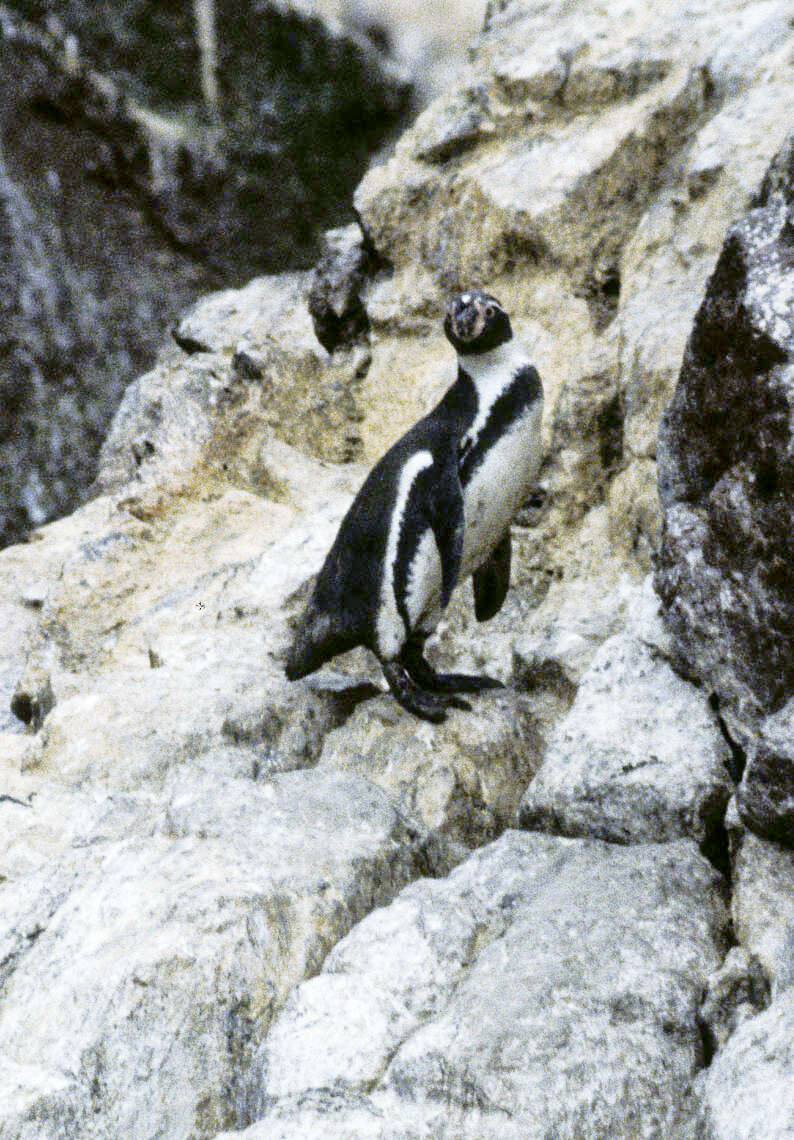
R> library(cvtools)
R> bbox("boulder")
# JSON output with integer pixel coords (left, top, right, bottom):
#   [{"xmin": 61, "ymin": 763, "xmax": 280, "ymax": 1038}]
[
  {"xmin": 728, "ymin": 803, "xmax": 794, "ymax": 995},
  {"xmin": 519, "ymin": 632, "xmax": 733, "ymax": 848},
  {"xmin": 655, "ymin": 132, "xmax": 794, "ymax": 844},
  {"xmin": 697, "ymin": 988, "xmax": 794, "ymax": 1140},
  {"xmin": 736, "ymin": 698, "xmax": 794, "ymax": 849},
  {"xmin": 222, "ymin": 832, "xmax": 728, "ymax": 1139}
]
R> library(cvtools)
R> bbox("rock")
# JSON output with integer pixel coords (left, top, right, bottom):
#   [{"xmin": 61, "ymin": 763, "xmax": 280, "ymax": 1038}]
[
  {"xmin": 655, "ymin": 131, "xmax": 794, "ymax": 842},
  {"xmin": 319, "ymin": 687, "xmax": 543, "ymax": 854},
  {"xmin": 512, "ymin": 572, "xmax": 666, "ymax": 698},
  {"xmin": 0, "ymin": 769, "xmax": 436, "ymax": 1139},
  {"xmin": 98, "ymin": 274, "xmax": 368, "ymax": 496},
  {"xmin": 307, "ymin": 224, "xmax": 375, "ymax": 352},
  {"xmin": 698, "ymin": 947, "xmax": 770, "ymax": 1053},
  {"xmin": 696, "ymin": 988, "xmax": 794, "ymax": 1140},
  {"xmin": 224, "ymin": 832, "xmax": 728, "ymax": 1139},
  {"xmin": 728, "ymin": 807, "xmax": 794, "ymax": 994},
  {"xmin": 519, "ymin": 632, "xmax": 733, "ymax": 847},
  {"xmin": 736, "ymin": 699, "xmax": 794, "ymax": 848},
  {"xmin": 0, "ymin": 0, "xmax": 408, "ymax": 548}
]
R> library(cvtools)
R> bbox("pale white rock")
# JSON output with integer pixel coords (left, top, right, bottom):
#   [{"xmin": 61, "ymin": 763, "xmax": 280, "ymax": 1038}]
[
  {"xmin": 228, "ymin": 831, "xmax": 727, "ymax": 1139},
  {"xmin": 174, "ymin": 272, "xmax": 322, "ymax": 359},
  {"xmin": 0, "ymin": 770, "xmax": 435, "ymax": 1140},
  {"xmin": 512, "ymin": 572, "xmax": 652, "ymax": 696},
  {"xmin": 519, "ymin": 632, "xmax": 733, "ymax": 845},
  {"xmin": 697, "ymin": 988, "xmax": 794, "ymax": 1140},
  {"xmin": 728, "ymin": 805, "xmax": 794, "ymax": 995}
]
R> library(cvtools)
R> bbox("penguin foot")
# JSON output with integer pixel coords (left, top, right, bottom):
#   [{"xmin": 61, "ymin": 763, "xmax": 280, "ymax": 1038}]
[
  {"xmin": 381, "ymin": 660, "xmax": 470, "ymax": 723},
  {"xmin": 402, "ymin": 644, "xmax": 505, "ymax": 695}
]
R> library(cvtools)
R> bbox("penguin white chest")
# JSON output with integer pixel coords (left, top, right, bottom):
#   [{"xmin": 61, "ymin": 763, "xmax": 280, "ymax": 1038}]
[{"xmin": 461, "ymin": 399, "xmax": 542, "ymax": 574}]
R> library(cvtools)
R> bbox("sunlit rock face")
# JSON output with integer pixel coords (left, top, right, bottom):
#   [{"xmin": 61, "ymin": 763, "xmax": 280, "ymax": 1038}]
[{"xmin": 2, "ymin": 2, "xmax": 794, "ymax": 1138}]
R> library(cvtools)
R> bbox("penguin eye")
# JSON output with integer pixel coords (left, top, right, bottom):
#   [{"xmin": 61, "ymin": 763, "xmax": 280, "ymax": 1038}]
[{"xmin": 484, "ymin": 304, "xmax": 496, "ymax": 318}]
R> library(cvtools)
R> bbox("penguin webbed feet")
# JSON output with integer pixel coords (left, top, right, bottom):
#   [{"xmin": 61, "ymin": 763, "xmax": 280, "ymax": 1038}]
[
  {"xmin": 402, "ymin": 642, "xmax": 505, "ymax": 696},
  {"xmin": 380, "ymin": 660, "xmax": 471, "ymax": 724},
  {"xmin": 379, "ymin": 642, "xmax": 505, "ymax": 722}
]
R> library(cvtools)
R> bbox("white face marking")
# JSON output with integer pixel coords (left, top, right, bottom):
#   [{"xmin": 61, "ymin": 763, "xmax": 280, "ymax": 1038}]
[
  {"xmin": 460, "ymin": 292, "xmax": 472, "ymax": 304},
  {"xmin": 376, "ymin": 449, "xmax": 434, "ymax": 659}
]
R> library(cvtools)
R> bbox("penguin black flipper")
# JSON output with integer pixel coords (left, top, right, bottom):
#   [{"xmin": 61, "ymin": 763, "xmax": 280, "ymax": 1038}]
[
  {"xmin": 472, "ymin": 529, "xmax": 512, "ymax": 622},
  {"xmin": 430, "ymin": 446, "xmax": 465, "ymax": 610}
]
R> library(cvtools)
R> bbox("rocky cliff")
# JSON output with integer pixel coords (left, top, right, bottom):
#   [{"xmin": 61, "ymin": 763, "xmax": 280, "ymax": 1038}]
[
  {"xmin": 1, "ymin": 1, "xmax": 794, "ymax": 1137},
  {"xmin": 0, "ymin": 0, "xmax": 409, "ymax": 547}
]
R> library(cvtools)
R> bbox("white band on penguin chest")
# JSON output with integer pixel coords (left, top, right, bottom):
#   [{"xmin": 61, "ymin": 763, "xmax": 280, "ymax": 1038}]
[
  {"xmin": 376, "ymin": 449, "xmax": 434, "ymax": 659},
  {"xmin": 460, "ymin": 342, "xmax": 528, "ymax": 456}
]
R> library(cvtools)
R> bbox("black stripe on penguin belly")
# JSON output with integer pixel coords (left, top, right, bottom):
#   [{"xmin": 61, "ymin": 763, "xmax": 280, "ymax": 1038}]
[{"xmin": 459, "ymin": 365, "xmax": 542, "ymax": 487}]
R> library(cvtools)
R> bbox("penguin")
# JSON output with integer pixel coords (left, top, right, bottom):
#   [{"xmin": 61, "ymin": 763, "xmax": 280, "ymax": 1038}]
[{"xmin": 285, "ymin": 290, "xmax": 543, "ymax": 722}]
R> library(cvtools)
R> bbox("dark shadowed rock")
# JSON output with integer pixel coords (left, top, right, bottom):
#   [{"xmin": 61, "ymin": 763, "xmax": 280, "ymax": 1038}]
[
  {"xmin": 655, "ymin": 133, "xmax": 794, "ymax": 846},
  {"xmin": 307, "ymin": 223, "xmax": 377, "ymax": 352},
  {"xmin": 0, "ymin": 2, "xmax": 409, "ymax": 548},
  {"xmin": 734, "ymin": 700, "xmax": 794, "ymax": 870}
]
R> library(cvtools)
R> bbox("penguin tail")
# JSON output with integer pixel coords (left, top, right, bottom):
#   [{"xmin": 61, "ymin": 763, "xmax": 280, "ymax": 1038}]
[{"xmin": 285, "ymin": 605, "xmax": 356, "ymax": 680}]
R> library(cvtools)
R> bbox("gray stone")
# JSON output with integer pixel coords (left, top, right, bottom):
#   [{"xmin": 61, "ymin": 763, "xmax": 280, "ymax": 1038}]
[
  {"xmin": 519, "ymin": 633, "xmax": 733, "ymax": 846},
  {"xmin": 697, "ymin": 988, "xmax": 794, "ymax": 1140},
  {"xmin": 729, "ymin": 807, "xmax": 794, "ymax": 995},
  {"xmin": 307, "ymin": 224, "xmax": 374, "ymax": 352},
  {"xmin": 655, "ymin": 133, "xmax": 794, "ymax": 782},
  {"xmin": 737, "ymin": 698, "xmax": 794, "ymax": 848},
  {"xmin": 0, "ymin": 769, "xmax": 435, "ymax": 1140},
  {"xmin": 229, "ymin": 832, "xmax": 727, "ymax": 1139},
  {"xmin": 319, "ymin": 687, "xmax": 543, "ymax": 852}
]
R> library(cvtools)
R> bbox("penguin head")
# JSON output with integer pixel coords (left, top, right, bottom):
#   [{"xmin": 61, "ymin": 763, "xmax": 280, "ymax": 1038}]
[{"xmin": 444, "ymin": 292, "xmax": 512, "ymax": 356}]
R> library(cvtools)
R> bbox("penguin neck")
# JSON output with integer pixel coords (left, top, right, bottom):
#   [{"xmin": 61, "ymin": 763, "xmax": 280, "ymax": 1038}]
[{"xmin": 456, "ymin": 338, "xmax": 525, "ymax": 407}]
